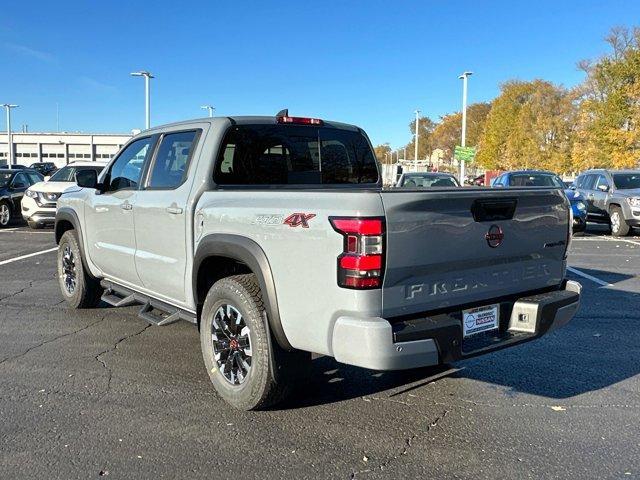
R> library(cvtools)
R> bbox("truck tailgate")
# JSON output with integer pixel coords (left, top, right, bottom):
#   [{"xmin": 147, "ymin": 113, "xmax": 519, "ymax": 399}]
[{"xmin": 380, "ymin": 188, "xmax": 569, "ymax": 318}]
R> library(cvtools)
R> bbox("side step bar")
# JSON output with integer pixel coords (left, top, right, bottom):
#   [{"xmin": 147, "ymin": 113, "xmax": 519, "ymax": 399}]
[{"xmin": 100, "ymin": 281, "xmax": 197, "ymax": 326}]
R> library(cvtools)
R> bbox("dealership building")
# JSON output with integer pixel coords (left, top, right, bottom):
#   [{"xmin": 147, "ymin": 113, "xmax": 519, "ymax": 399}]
[{"xmin": 0, "ymin": 132, "xmax": 133, "ymax": 168}]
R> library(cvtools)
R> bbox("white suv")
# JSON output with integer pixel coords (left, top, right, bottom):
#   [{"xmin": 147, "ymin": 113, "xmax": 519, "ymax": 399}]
[{"xmin": 22, "ymin": 161, "xmax": 107, "ymax": 229}]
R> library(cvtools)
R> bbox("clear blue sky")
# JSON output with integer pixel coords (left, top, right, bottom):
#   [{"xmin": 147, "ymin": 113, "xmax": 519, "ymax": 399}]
[{"xmin": 2, "ymin": 1, "xmax": 639, "ymax": 148}]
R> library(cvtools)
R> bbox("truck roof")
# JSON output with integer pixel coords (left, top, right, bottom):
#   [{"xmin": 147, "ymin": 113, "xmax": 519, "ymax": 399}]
[{"xmin": 144, "ymin": 116, "xmax": 361, "ymax": 134}]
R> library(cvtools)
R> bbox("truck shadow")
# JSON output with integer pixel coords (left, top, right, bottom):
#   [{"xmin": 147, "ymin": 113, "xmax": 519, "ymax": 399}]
[
  {"xmin": 281, "ymin": 358, "xmax": 458, "ymax": 409},
  {"xmin": 283, "ymin": 279, "xmax": 640, "ymax": 408}
]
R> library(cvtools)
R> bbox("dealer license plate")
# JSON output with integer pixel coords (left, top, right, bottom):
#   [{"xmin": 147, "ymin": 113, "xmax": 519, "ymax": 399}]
[{"xmin": 462, "ymin": 304, "xmax": 500, "ymax": 338}]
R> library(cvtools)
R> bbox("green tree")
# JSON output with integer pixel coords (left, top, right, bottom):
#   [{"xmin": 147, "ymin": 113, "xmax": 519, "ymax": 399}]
[{"xmin": 404, "ymin": 116, "xmax": 436, "ymax": 160}]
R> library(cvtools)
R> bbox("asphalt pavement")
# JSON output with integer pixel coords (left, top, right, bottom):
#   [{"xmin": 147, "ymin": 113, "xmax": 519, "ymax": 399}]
[{"xmin": 0, "ymin": 224, "xmax": 638, "ymax": 479}]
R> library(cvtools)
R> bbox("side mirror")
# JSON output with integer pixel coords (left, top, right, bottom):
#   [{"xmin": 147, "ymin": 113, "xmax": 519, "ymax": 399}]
[
  {"xmin": 597, "ymin": 184, "xmax": 609, "ymax": 192},
  {"xmin": 75, "ymin": 169, "xmax": 98, "ymax": 189}
]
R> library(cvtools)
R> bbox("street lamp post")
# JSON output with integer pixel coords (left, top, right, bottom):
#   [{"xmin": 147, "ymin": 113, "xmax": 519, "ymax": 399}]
[
  {"xmin": 458, "ymin": 71, "xmax": 473, "ymax": 184},
  {"xmin": 201, "ymin": 105, "xmax": 215, "ymax": 117},
  {"xmin": 414, "ymin": 109, "xmax": 421, "ymax": 172},
  {"xmin": 130, "ymin": 71, "xmax": 154, "ymax": 129},
  {"xmin": 2, "ymin": 104, "xmax": 18, "ymax": 166}
]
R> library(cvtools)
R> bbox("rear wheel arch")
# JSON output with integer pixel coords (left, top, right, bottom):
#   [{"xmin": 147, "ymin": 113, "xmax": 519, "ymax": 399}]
[{"xmin": 193, "ymin": 234, "xmax": 292, "ymax": 351}]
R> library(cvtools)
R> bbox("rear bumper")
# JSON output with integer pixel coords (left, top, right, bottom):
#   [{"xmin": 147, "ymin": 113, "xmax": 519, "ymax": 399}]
[{"xmin": 331, "ymin": 280, "xmax": 581, "ymax": 371}]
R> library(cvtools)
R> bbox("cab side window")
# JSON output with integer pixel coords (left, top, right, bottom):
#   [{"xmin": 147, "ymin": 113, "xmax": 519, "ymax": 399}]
[
  {"xmin": 582, "ymin": 174, "xmax": 597, "ymax": 190},
  {"xmin": 26, "ymin": 172, "xmax": 42, "ymax": 185},
  {"xmin": 594, "ymin": 174, "xmax": 609, "ymax": 190},
  {"xmin": 12, "ymin": 172, "xmax": 28, "ymax": 188},
  {"xmin": 147, "ymin": 131, "xmax": 198, "ymax": 189},
  {"xmin": 106, "ymin": 137, "xmax": 155, "ymax": 192}
]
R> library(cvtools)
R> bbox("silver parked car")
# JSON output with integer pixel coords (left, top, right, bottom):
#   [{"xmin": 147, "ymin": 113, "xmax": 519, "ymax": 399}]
[{"xmin": 574, "ymin": 169, "xmax": 640, "ymax": 236}]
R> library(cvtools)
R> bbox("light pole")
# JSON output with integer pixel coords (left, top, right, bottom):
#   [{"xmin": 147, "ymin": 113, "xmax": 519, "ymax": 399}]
[
  {"xmin": 130, "ymin": 71, "xmax": 154, "ymax": 129},
  {"xmin": 201, "ymin": 105, "xmax": 215, "ymax": 117},
  {"xmin": 2, "ymin": 104, "xmax": 18, "ymax": 166},
  {"xmin": 414, "ymin": 109, "xmax": 421, "ymax": 172},
  {"xmin": 458, "ymin": 71, "xmax": 472, "ymax": 184}
]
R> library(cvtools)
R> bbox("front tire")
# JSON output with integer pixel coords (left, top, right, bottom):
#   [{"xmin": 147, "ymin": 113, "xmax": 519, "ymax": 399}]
[
  {"xmin": 609, "ymin": 206, "xmax": 630, "ymax": 237},
  {"xmin": 200, "ymin": 274, "xmax": 309, "ymax": 410},
  {"xmin": 57, "ymin": 230, "xmax": 103, "ymax": 308}
]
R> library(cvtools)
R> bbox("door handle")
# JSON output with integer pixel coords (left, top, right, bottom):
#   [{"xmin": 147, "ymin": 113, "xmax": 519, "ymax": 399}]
[
  {"xmin": 120, "ymin": 202, "xmax": 132, "ymax": 211},
  {"xmin": 166, "ymin": 206, "xmax": 183, "ymax": 215}
]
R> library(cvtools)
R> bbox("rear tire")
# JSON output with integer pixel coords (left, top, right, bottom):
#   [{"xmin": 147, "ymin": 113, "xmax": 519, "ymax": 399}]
[
  {"xmin": 57, "ymin": 230, "xmax": 103, "ymax": 308},
  {"xmin": 200, "ymin": 274, "xmax": 310, "ymax": 410},
  {"xmin": 609, "ymin": 206, "xmax": 630, "ymax": 237},
  {"xmin": 0, "ymin": 201, "xmax": 11, "ymax": 228}
]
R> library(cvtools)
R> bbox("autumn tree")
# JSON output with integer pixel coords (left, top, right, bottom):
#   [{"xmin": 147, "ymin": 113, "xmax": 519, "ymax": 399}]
[
  {"xmin": 572, "ymin": 26, "xmax": 640, "ymax": 170},
  {"xmin": 476, "ymin": 80, "xmax": 575, "ymax": 172},
  {"xmin": 432, "ymin": 102, "xmax": 491, "ymax": 158},
  {"xmin": 374, "ymin": 143, "xmax": 392, "ymax": 163}
]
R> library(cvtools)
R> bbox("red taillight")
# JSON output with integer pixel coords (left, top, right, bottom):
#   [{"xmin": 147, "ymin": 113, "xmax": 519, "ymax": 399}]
[
  {"xmin": 276, "ymin": 116, "xmax": 324, "ymax": 126},
  {"xmin": 330, "ymin": 217, "xmax": 385, "ymax": 290}
]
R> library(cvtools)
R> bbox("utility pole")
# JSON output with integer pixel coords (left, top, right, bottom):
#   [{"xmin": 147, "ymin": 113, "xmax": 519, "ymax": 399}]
[
  {"xmin": 458, "ymin": 71, "xmax": 473, "ymax": 184},
  {"xmin": 130, "ymin": 71, "xmax": 154, "ymax": 129},
  {"xmin": 2, "ymin": 104, "xmax": 18, "ymax": 166},
  {"xmin": 414, "ymin": 109, "xmax": 420, "ymax": 172},
  {"xmin": 201, "ymin": 105, "xmax": 215, "ymax": 117}
]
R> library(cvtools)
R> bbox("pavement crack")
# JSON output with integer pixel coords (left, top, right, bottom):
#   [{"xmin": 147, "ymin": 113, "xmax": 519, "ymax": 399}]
[
  {"xmin": 94, "ymin": 323, "xmax": 153, "ymax": 395},
  {"xmin": 0, "ymin": 280, "xmax": 37, "ymax": 302},
  {"xmin": 350, "ymin": 407, "xmax": 450, "ymax": 478},
  {"xmin": 0, "ymin": 315, "xmax": 108, "ymax": 366}
]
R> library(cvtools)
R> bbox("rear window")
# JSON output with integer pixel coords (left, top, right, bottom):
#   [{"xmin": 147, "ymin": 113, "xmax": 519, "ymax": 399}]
[
  {"xmin": 214, "ymin": 124, "xmax": 379, "ymax": 185},
  {"xmin": 400, "ymin": 174, "xmax": 459, "ymax": 187},
  {"xmin": 508, "ymin": 173, "xmax": 563, "ymax": 187}
]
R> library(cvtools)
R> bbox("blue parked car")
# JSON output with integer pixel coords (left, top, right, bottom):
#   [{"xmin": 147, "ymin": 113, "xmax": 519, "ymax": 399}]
[{"xmin": 491, "ymin": 170, "xmax": 587, "ymax": 233}]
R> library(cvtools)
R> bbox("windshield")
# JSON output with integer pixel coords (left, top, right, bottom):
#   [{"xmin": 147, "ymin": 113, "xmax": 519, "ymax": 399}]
[
  {"xmin": 400, "ymin": 174, "xmax": 459, "ymax": 187},
  {"xmin": 613, "ymin": 173, "xmax": 640, "ymax": 190},
  {"xmin": 214, "ymin": 124, "xmax": 379, "ymax": 185},
  {"xmin": 49, "ymin": 165, "xmax": 104, "ymax": 182},
  {"xmin": 0, "ymin": 172, "xmax": 12, "ymax": 188},
  {"xmin": 508, "ymin": 173, "xmax": 563, "ymax": 187}
]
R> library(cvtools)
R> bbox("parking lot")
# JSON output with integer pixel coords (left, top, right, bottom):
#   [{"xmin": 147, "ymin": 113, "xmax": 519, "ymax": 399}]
[{"xmin": 0, "ymin": 224, "xmax": 639, "ymax": 479}]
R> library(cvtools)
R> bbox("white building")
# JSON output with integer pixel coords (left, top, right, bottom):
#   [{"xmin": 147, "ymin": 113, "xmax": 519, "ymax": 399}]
[{"xmin": 0, "ymin": 132, "xmax": 133, "ymax": 168}]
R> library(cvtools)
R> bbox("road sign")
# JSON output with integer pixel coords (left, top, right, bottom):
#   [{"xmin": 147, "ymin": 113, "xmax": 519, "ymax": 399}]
[{"xmin": 454, "ymin": 145, "xmax": 476, "ymax": 162}]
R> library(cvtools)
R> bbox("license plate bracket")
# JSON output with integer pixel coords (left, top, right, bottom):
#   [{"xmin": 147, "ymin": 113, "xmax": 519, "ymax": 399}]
[{"xmin": 462, "ymin": 304, "xmax": 500, "ymax": 338}]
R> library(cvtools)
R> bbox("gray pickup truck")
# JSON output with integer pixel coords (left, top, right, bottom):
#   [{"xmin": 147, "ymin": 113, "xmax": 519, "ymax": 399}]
[
  {"xmin": 574, "ymin": 169, "xmax": 640, "ymax": 236},
  {"xmin": 54, "ymin": 113, "xmax": 581, "ymax": 410}
]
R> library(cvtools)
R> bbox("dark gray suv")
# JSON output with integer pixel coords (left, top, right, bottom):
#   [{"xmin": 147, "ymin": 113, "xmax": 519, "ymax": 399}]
[{"xmin": 574, "ymin": 169, "xmax": 640, "ymax": 236}]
